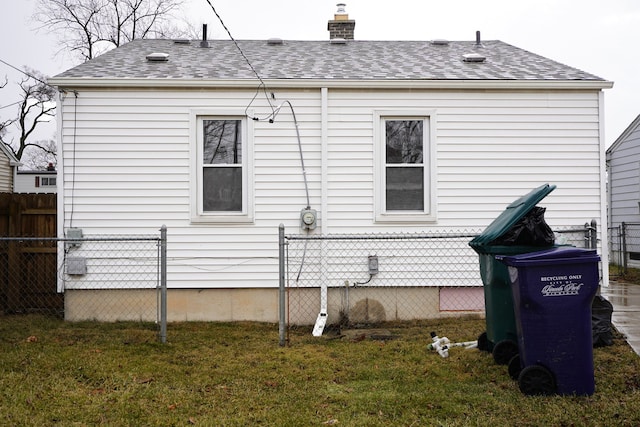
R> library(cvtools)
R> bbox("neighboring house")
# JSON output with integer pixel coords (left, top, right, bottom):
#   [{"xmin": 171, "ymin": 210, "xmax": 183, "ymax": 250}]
[
  {"xmin": 0, "ymin": 143, "xmax": 20, "ymax": 192},
  {"xmin": 48, "ymin": 7, "xmax": 612, "ymax": 322},
  {"xmin": 606, "ymin": 114, "xmax": 640, "ymax": 265},
  {"xmin": 14, "ymin": 166, "xmax": 58, "ymax": 194}
]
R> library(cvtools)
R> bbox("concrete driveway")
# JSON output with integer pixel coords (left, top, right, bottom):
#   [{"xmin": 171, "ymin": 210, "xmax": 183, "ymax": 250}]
[{"xmin": 601, "ymin": 281, "xmax": 640, "ymax": 356}]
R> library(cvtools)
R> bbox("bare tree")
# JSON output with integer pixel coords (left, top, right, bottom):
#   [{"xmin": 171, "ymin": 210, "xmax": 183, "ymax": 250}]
[
  {"xmin": 19, "ymin": 139, "xmax": 57, "ymax": 171},
  {"xmin": 0, "ymin": 69, "xmax": 57, "ymax": 169},
  {"xmin": 34, "ymin": 0, "xmax": 185, "ymax": 62},
  {"xmin": 0, "ymin": 76, "xmax": 11, "ymax": 146}
]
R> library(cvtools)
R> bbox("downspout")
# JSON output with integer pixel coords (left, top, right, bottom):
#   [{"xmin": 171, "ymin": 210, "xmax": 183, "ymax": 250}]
[
  {"xmin": 312, "ymin": 87, "xmax": 330, "ymax": 337},
  {"xmin": 321, "ymin": 87, "xmax": 328, "ymax": 234},
  {"xmin": 56, "ymin": 90, "xmax": 66, "ymax": 293},
  {"xmin": 599, "ymin": 90, "xmax": 609, "ymax": 287}
]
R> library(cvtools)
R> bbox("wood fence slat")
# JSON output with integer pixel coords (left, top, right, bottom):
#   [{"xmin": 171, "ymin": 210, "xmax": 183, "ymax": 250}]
[{"xmin": 0, "ymin": 192, "xmax": 59, "ymax": 315}]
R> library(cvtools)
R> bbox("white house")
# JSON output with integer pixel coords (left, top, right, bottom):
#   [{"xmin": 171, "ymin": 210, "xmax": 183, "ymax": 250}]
[
  {"xmin": 606, "ymin": 114, "xmax": 640, "ymax": 266},
  {"xmin": 49, "ymin": 8, "xmax": 612, "ymax": 322},
  {"xmin": 14, "ymin": 167, "xmax": 58, "ymax": 194},
  {"xmin": 0, "ymin": 143, "xmax": 20, "ymax": 192}
]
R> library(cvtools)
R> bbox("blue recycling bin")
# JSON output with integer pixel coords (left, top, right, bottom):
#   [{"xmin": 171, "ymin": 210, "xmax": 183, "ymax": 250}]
[{"xmin": 499, "ymin": 247, "xmax": 601, "ymax": 396}]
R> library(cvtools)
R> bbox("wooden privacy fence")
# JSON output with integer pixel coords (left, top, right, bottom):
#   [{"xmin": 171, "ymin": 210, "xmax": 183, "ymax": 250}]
[{"xmin": 0, "ymin": 193, "xmax": 60, "ymax": 315}]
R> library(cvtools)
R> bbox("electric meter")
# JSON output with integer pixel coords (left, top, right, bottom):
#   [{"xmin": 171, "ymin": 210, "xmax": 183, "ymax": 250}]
[{"xmin": 300, "ymin": 208, "xmax": 317, "ymax": 230}]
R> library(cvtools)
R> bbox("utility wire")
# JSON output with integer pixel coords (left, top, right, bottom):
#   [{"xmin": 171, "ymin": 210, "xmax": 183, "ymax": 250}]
[
  {"xmin": 201, "ymin": 3, "xmax": 314, "ymax": 285},
  {"xmin": 285, "ymin": 100, "xmax": 310, "ymax": 209},
  {"xmin": 198, "ymin": 2, "xmax": 310, "ymax": 207},
  {"xmin": 202, "ymin": 0, "xmax": 265, "ymax": 86},
  {"xmin": 202, "ymin": 0, "xmax": 276, "ymax": 119},
  {"xmin": 0, "ymin": 100, "xmax": 22, "ymax": 110},
  {"xmin": 0, "ymin": 58, "xmax": 55, "ymax": 89}
]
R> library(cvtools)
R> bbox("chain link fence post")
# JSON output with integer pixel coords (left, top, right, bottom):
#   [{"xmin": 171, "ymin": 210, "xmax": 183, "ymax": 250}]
[
  {"xmin": 584, "ymin": 219, "xmax": 598, "ymax": 249},
  {"xmin": 159, "ymin": 225, "xmax": 167, "ymax": 344},
  {"xmin": 622, "ymin": 222, "xmax": 628, "ymax": 274},
  {"xmin": 279, "ymin": 224, "xmax": 286, "ymax": 347}
]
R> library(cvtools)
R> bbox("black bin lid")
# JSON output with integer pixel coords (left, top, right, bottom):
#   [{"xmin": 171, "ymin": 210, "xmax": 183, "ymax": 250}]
[{"xmin": 469, "ymin": 183, "xmax": 556, "ymax": 249}]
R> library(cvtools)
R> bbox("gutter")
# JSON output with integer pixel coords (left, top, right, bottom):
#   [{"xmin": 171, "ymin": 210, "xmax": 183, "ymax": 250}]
[{"xmin": 48, "ymin": 77, "xmax": 614, "ymax": 91}]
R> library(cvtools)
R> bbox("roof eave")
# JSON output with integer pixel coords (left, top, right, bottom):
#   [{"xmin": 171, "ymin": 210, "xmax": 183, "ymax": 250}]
[
  {"xmin": 0, "ymin": 143, "xmax": 21, "ymax": 166},
  {"xmin": 48, "ymin": 77, "xmax": 614, "ymax": 91},
  {"xmin": 606, "ymin": 113, "xmax": 640, "ymax": 155}
]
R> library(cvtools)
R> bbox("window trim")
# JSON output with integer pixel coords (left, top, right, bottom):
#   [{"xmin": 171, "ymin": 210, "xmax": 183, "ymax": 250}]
[
  {"xmin": 190, "ymin": 109, "xmax": 254, "ymax": 224},
  {"xmin": 41, "ymin": 177, "xmax": 56, "ymax": 187},
  {"xmin": 373, "ymin": 110, "xmax": 437, "ymax": 223}
]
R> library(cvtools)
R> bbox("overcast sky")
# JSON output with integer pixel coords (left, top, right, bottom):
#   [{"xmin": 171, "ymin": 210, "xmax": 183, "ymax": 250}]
[{"xmin": 1, "ymin": 0, "xmax": 639, "ymax": 146}]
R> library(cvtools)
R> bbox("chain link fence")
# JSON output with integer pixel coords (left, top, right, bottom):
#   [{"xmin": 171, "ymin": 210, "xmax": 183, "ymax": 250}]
[
  {"xmin": 279, "ymin": 222, "xmax": 597, "ymax": 344},
  {"xmin": 2, "ymin": 218, "xmax": 596, "ymax": 347},
  {"xmin": 0, "ymin": 227, "xmax": 167, "ymax": 342},
  {"xmin": 609, "ymin": 222, "xmax": 640, "ymax": 275}
]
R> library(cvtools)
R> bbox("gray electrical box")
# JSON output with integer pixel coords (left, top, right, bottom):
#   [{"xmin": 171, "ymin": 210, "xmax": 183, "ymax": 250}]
[
  {"xmin": 368, "ymin": 255, "xmax": 379, "ymax": 275},
  {"xmin": 66, "ymin": 228, "xmax": 83, "ymax": 249},
  {"xmin": 66, "ymin": 257, "xmax": 87, "ymax": 275}
]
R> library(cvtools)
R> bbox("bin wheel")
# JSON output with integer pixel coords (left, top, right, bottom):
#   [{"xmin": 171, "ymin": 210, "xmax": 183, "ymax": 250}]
[
  {"xmin": 477, "ymin": 332, "xmax": 489, "ymax": 352},
  {"xmin": 492, "ymin": 339, "xmax": 519, "ymax": 365},
  {"xmin": 508, "ymin": 354, "xmax": 521, "ymax": 380},
  {"xmin": 518, "ymin": 365, "xmax": 556, "ymax": 396}
]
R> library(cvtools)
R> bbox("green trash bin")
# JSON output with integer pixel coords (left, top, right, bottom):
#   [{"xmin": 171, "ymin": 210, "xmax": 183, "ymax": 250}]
[{"xmin": 469, "ymin": 184, "xmax": 558, "ymax": 364}]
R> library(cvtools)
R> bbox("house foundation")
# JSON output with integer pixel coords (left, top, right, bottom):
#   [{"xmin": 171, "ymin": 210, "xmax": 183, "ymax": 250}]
[{"xmin": 64, "ymin": 287, "xmax": 483, "ymax": 323}]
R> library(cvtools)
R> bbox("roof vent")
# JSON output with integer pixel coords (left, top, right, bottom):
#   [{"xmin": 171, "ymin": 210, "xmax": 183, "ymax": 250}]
[
  {"xmin": 146, "ymin": 52, "xmax": 169, "ymax": 62},
  {"xmin": 200, "ymin": 23, "xmax": 210, "ymax": 48},
  {"xmin": 431, "ymin": 39, "xmax": 450, "ymax": 46},
  {"xmin": 475, "ymin": 30, "xmax": 484, "ymax": 48},
  {"xmin": 267, "ymin": 38, "xmax": 284, "ymax": 46},
  {"xmin": 330, "ymin": 38, "xmax": 347, "ymax": 44},
  {"xmin": 463, "ymin": 53, "xmax": 486, "ymax": 63}
]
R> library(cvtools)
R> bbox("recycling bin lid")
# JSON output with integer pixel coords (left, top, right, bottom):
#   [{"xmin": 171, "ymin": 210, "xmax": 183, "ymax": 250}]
[
  {"xmin": 469, "ymin": 183, "xmax": 556, "ymax": 249},
  {"xmin": 497, "ymin": 246, "xmax": 600, "ymax": 267}
]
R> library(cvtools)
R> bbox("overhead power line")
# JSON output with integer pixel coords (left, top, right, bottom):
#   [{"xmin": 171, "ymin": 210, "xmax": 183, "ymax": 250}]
[
  {"xmin": 0, "ymin": 100, "xmax": 23, "ymax": 110},
  {"xmin": 202, "ymin": 0, "xmax": 276, "ymax": 120},
  {"xmin": 0, "ymin": 57, "xmax": 55, "ymax": 89}
]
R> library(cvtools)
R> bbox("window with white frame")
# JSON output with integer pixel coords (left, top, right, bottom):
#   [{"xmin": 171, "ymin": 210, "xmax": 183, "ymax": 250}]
[
  {"xmin": 41, "ymin": 177, "xmax": 56, "ymax": 186},
  {"xmin": 191, "ymin": 112, "xmax": 253, "ymax": 223},
  {"xmin": 375, "ymin": 111, "xmax": 436, "ymax": 222},
  {"xmin": 35, "ymin": 176, "xmax": 56, "ymax": 187}
]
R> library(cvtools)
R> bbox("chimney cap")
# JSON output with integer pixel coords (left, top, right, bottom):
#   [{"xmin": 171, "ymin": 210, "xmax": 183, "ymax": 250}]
[
  {"xmin": 334, "ymin": 3, "xmax": 349, "ymax": 20},
  {"xmin": 328, "ymin": 3, "xmax": 355, "ymax": 39}
]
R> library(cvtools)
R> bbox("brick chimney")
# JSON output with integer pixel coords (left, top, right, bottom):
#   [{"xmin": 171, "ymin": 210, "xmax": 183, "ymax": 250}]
[{"xmin": 327, "ymin": 3, "xmax": 355, "ymax": 40}]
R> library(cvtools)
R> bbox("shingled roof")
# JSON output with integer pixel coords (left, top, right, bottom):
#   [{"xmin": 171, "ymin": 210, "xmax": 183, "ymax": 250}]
[{"xmin": 51, "ymin": 38, "xmax": 607, "ymax": 86}]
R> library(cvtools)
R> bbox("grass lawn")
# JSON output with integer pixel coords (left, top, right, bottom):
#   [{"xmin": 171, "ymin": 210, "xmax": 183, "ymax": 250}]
[{"xmin": 2, "ymin": 314, "xmax": 640, "ymax": 426}]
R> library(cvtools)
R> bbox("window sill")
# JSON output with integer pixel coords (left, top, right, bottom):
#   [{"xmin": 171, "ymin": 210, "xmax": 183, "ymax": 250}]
[
  {"xmin": 190, "ymin": 214, "xmax": 254, "ymax": 225},
  {"xmin": 375, "ymin": 213, "xmax": 437, "ymax": 223}
]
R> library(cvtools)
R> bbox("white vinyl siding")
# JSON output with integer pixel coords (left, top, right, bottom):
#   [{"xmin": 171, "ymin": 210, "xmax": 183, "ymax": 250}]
[
  {"xmin": 608, "ymin": 121, "xmax": 640, "ymax": 227},
  {"xmin": 325, "ymin": 90, "xmax": 602, "ymax": 233},
  {"xmin": 58, "ymin": 87, "xmax": 604, "ymax": 289},
  {"xmin": 0, "ymin": 156, "xmax": 11, "ymax": 192}
]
